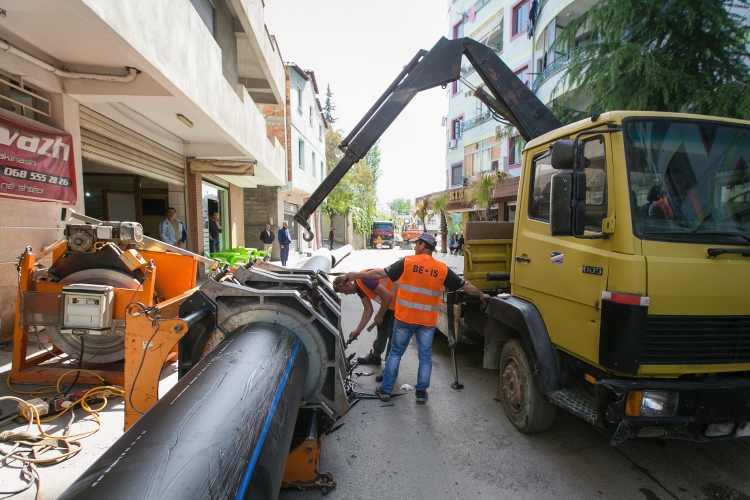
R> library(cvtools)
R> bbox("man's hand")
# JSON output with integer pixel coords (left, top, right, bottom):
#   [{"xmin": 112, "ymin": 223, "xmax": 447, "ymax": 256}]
[
  {"xmin": 344, "ymin": 272, "xmax": 355, "ymax": 281},
  {"xmin": 280, "ymin": 244, "xmax": 285, "ymax": 249},
  {"xmin": 480, "ymin": 293, "xmax": 491, "ymax": 302},
  {"xmin": 372, "ymin": 315, "xmax": 383, "ymax": 326},
  {"xmin": 348, "ymin": 330, "xmax": 361, "ymax": 341}
]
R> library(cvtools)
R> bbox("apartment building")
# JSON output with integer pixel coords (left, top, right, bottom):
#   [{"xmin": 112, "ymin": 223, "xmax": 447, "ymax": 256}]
[
  {"xmin": 443, "ymin": 0, "xmax": 597, "ymax": 225},
  {"xmin": 0, "ymin": 0, "xmax": 287, "ymax": 338},
  {"xmin": 253, "ymin": 63, "xmax": 326, "ymax": 260}
]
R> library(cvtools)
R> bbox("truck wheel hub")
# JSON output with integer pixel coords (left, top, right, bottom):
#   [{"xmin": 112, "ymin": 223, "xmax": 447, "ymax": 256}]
[{"xmin": 502, "ymin": 357, "xmax": 524, "ymax": 413}]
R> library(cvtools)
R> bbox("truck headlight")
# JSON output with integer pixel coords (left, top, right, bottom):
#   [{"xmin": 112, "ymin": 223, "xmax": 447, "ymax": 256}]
[{"xmin": 625, "ymin": 390, "xmax": 679, "ymax": 417}]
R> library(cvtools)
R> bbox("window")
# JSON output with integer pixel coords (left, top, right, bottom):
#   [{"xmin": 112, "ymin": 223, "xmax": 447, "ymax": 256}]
[
  {"xmin": 465, "ymin": 138, "xmax": 501, "ymax": 175},
  {"xmin": 453, "ymin": 21, "xmax": 464, "ymax": 40},
  {"xmin": 320, "ymin": 161, "xmax": 325, "ymax": 179},
  {"xmin": 451, "ymin": 163, "xmax": 463, "ymax": 187},
  {"xmin": 190, "ymin": 0, "xmax": 215, "ymax": 37},
  {"xmin": 451, "ymin": 79, "xmax": 463, "ymax": 95},
  {"xmin": 309, "ymin": 106, "xmax": 314, "ymax": 127},
  {"xmin": 312, "ymin": 152, "xmax": 316, "ymax": 176},
  {"xmin": 451, "ymin": 117, "xmax": 463, "ymax": 140},
  {"xmin": 298, "ymin": 140, "xmax": 305, "ymax": 169},
  {"xmin": 528, "ymin": 137, "xmax": 608, "ymax": 231},
  {"xmin": 512, "ymin": 0, "xmax": 529, "ymax": 37},
  {"xmin": 515, "ymin": 65, "xmax": 529, "ymax": 87},
  {"xmin": 297, "ymin": 87, "xmax": 302, "ymax": 110},
  {"xmin": 319, "ymin": 124, "xmax": 323, "ymax": 141},
  {"xmin": 509, "ymin": 135, "xmax": 526, "ymax": 165}
]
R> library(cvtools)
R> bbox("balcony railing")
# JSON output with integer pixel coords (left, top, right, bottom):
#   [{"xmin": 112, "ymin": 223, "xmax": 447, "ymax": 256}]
[
  {"xmin": 531, "ymin": 48, "xmax": 578, "ymax": 93},
  {"xmin": 461, "ymin": 0, "xmax": 493, "ymax": 22},
  {"xmin": 461, "ymin": 111, "xmax": 493, "ymax": 132}
]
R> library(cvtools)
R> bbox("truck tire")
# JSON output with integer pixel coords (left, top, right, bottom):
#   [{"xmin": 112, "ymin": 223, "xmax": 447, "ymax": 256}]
[{"xmin": 498, "ymin": 338, "xmax": 556, "ymax": 433}]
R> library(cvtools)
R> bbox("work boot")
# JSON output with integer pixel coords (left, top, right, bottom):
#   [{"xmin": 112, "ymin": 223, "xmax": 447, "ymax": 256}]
[
  {"xmin": 416, "ymin": 390, "xmax": 428, "ymax": 404},
  {"xmin": 375, "ymin": 375, "xmax": 383, "ymax": 382},
  {"xmin": 357, "ymin": 351, "xmax": 381, "ymax": 365},
  {"xmin": 375, "ymin": 385, "xmax": 391, "ymax": 402}
]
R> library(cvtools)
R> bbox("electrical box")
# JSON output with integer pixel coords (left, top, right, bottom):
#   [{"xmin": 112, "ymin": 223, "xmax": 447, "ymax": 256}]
[{"xmin": 62, "ymin": 284, "xmax": 115, "ymax": 335}]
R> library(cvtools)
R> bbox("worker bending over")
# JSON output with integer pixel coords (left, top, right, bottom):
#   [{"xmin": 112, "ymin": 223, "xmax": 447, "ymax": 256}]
[
  {"xmin": 345, "ymin": 233, "xmax": 489, "ymax": 404},
  {"xmin": 333, "ymin": 270, "xmax": 396, "ymax": 364}
]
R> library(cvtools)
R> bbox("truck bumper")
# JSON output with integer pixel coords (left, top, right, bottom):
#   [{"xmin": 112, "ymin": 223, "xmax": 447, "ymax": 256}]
[{"xmin": 596, "ymin": 377, "xmax": 750, "ymax": 445}]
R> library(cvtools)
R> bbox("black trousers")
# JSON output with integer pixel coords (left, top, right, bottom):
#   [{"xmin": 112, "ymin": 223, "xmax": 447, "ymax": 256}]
[{"xmin": 372, "ymin": 308, "xmax": 395, "ymax": 358}]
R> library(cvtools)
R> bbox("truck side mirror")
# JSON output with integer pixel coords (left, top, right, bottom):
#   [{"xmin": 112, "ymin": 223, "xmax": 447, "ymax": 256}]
[
  {"xmin": 550, "ymin": 140, "xmax": 577, "ymax": 170},
  {"xmin": 550, "ymin": 172, "xmax": 587, "ymax": 236}
]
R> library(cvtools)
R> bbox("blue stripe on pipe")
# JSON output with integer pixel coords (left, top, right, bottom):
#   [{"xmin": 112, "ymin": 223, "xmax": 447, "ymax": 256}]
[{"xmin": 235, "ymin": 338, "xmax": 301, "ymax": 500}]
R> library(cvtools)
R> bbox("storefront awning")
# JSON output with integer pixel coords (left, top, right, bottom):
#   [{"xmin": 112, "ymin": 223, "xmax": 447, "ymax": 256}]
[{"xmin": 189, "ymin": 159, "xmax": 256, "ymax": 176}]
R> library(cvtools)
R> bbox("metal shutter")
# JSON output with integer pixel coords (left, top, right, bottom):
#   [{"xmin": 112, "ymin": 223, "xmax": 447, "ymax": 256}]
[
  {"xmin": 190, "ymin": 0, "xmax": 215, "ymax": 37},
  {"xmin": 79, "ymin": 106, "xmax": 186, "ymax": 186}
]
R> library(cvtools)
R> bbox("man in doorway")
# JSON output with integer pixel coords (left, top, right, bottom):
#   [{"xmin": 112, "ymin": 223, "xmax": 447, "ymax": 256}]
[
  {"xmin": 344, "ymin": 233, "xmax": 489, "ymax": 404},
  {"xmin": 329, "ymin": 228, "xmax": 336, "ymax": 250},
  {"xmin": 259, "ymin": 223, "xmax": 275, "ymax": 252},
  {"xmin": 278, "ymin": 220, "xmax": 292, "ymax": 266},
  {"xmin": 208, "ymin": 212, "xmax": 222, "ymax": 253},
  {"xmin": 159, "ymin": 207, "xmax": 187, "ymax": 248}
]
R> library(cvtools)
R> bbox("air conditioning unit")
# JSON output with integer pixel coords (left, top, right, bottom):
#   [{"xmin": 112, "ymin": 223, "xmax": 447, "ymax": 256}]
[
  {"xmin": 441, "ymin": 116, "xmax": 447, "ymax": 126},
  {"xmin": 448, "ymin": 139, "xmax": 457, "ymax": 149}
]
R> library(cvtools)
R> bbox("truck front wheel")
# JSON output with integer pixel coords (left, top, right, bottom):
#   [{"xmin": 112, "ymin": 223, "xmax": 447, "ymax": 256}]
[{"xmin": 499, "ymin": 339, "xmax": 556, "ymax": 433}]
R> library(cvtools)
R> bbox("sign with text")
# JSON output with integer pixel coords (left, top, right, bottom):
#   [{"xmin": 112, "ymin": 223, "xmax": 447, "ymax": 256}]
[{"xmin": 0, "ymin": 115, "xmax": 77, "ymax": 203}]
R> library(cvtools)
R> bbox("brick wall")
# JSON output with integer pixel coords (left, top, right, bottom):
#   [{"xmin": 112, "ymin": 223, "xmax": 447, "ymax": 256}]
[
  {"xmin": 229, "ymin": 183, "xmax": 244, "ymax": 248},
  {"xmin": 186, "ymin": 172, "xmax": 203, "ymax": 258}
]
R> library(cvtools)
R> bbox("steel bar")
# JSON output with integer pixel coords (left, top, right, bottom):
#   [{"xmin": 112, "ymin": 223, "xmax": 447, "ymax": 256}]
[
  {"xmin": 59, "ymin": 322, "xmax": 309, "ymax": 500},
  {"xmin": 447, "ymin": 291, "xmax": 464, "ymax": 390}
]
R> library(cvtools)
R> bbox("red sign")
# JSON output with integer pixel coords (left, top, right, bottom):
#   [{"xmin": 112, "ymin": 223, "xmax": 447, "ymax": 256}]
[{"xmin": 0, "ymin": 115, "xmax": 77, "ymax": 203}]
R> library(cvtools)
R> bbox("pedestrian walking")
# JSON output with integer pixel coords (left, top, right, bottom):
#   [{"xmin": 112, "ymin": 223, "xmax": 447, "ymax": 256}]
[
  {"xmin": 208, "ymin": 212, "xmax": 222, "ymax": 253},
  {"xmin": 345, "ymin": 233, "xmax": 489, "ymax": 404},
  {"xmin": 278, "ymin": 221, "xmax": 292, "ymax": 266},
  {"xmin": 159, "ymin": 207, "xmax": 187, "ymax": 248},
  {"xmin": 333, "ymin": 269, "xmax": 397, "ymax": 365},
  {"xmin": 259, "ymin": 223, "xmax": 275, "ymax": 252},
  {"xmin": 329, "ymin": 228, "xmax": 336, "ymax": 250}
]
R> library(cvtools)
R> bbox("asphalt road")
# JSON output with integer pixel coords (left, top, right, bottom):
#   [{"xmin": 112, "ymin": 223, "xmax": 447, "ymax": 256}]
[{"xmin": 281, "ymin": 247, "xmax": 750, "ymax": 500}]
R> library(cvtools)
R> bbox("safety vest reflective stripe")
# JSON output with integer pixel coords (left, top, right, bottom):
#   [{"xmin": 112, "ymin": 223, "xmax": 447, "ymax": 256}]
[
  {"xmin": 398, "ymin": 283, "xmax": 442, "ymax": 297},
  {"xmin": 396, "ymin": 297, "xmax": 440, "ymax": 311}
]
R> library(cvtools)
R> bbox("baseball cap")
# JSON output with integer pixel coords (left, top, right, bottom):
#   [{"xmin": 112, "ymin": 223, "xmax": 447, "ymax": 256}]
[{"xmin": 416, "ymin": 233, "xmax": 437, "ymax": 247}]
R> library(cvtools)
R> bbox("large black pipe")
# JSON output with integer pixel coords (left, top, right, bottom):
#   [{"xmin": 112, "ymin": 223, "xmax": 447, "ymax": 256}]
[{"xmin": 58, "ymin": 322, "xmax": 309, "ymax": 500}]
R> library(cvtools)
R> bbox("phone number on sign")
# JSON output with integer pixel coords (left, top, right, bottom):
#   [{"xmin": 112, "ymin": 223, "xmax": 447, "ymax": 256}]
[{"xmin": 2, "ymin": 166, "xmax": 71, "ymax": 187}]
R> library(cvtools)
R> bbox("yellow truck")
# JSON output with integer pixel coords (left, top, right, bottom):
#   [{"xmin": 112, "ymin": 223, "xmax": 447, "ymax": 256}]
[
  {"xmin": 287, "ymin": 36, "xmax": 750, "ymax": 444},
  {"xmin": 457, "ymin": 112, "xmax": 750, "ymax": 444}
]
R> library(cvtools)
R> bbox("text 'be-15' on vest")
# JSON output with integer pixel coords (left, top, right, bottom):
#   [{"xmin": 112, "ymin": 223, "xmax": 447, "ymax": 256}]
[
  {"xmin": 394, "ymin": 255, "xmax": 448, "ymax": 327},
  {"xmin": 356, "ymin": 269, "xmax": 398, "ymax": 311}
]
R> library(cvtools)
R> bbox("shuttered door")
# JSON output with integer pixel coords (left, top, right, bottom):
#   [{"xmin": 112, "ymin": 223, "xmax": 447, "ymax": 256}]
[
  {"xmin": 79, "ymin": 106, "xmax": 185, "ymax": 186},
  {"xmin": 283, "ymin": 202, "xmax": 299, "ymax": 254}
]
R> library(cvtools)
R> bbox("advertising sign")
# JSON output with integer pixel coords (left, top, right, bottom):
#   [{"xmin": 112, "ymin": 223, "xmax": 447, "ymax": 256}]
[{"xmin": 0, "ymin": 115, "xmax": 77, "ymax": 203}]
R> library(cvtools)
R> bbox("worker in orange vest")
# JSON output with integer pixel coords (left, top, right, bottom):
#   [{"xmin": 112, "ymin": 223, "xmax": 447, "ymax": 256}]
[
  {"xmin": 333, "ymin": 270, "xmax": 397, "ymax": 365},
  {"xmin": 345, "ymin": 233, "xmax": 489, "ymax": 404}
]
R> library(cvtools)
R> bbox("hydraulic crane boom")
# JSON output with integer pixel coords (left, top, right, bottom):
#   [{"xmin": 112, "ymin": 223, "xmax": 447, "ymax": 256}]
[{"xmin": 294, "ymin": 36, "xmax": 562, "ymax": 241}]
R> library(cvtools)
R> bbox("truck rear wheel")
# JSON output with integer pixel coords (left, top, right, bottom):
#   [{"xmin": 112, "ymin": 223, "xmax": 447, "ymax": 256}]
[{"xmin": 499, "ymin": 339, "xmax": 556, "ymax": 433}]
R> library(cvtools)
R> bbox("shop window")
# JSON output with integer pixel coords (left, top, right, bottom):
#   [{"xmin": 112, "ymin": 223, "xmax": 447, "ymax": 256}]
[
  {"xmin": 298, "ymin": 140, "xmax": 305, "ymax": 169},
  {"xmin": 512, "ymin": 0, "xmax": 529, "ymax": 38},
  {"xmin": 509, "ymin": 135, "xmax": 526, "ymax": 166}
]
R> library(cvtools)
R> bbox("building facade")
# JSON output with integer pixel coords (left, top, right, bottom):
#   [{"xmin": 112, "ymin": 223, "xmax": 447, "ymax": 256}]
[
  {"xmin": 253, "ymin": 63, "xmax": 326, "ymax": 261},
  {"xmin": 442, "ymin": 0, "xmax": 597, "ymax": 225},
  {"xmin": 0, "ymin": 0, "xmax": 288, "ymax": 339}
]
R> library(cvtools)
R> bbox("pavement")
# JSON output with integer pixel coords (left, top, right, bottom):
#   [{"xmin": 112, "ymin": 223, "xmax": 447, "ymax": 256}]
[{"xmin": 1, "ymin": 247, "xmax": 749, "ymax": 499}]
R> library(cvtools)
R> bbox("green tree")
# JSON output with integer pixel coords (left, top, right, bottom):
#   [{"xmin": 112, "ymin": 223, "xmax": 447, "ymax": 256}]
[
  {"xmin": 323, "ymin": 84, "xmax": 337, "ymax": 124},
  {"xmin": 388, "ymin": 197, "xmax": 412, "ymax": 223},
  {"xmin": 324, "ymin": 129, "xmax": 352, "ymax": 223},
  {"xmin": 431, "ymin": 191, "xmax": 451, "ymax": 254},
  {"xmin": 553, "ymin": 0, "xmax": 750, "ymax": 121},
  {"xmin": 364, "ymin": 142, "xmax": 382, "ymax": 185},
  {"xmin": 413, "ymin": 197, "xmax": 431, "ymax": 232},
  {"xmin": 465, "ymin": 171, "xmax": 509, "ymax": 221}
]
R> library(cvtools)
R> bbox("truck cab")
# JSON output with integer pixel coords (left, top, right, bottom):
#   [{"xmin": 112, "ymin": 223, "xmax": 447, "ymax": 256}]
[
  {"xmin": 483, "ymin": 111, "xmax": 750, "ymax": 443},
  {"xmin": 371, "ymin": 220, "xmax": 395, "ymax": 248}
]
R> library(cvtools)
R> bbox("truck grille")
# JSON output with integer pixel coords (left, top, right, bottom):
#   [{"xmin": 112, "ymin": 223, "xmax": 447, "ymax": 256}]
[{"xmin": 642, "ymin": 315, "xmax": 750, "ymax": 365}]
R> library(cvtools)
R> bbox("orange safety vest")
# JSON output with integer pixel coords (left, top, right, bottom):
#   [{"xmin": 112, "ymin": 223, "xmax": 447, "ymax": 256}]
[
  {"xmin": 394, "ymin": 254, "xmax": 448, "ymax": 327},
  {"xmin": 356, "ymin": 269, "xmax": 398, "ymax": 311}
]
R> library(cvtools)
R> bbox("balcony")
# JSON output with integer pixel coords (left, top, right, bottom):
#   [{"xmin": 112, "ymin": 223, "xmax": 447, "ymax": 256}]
[
  {"xmin": 531, "ymin": 48, "xmax": 578, "ymax": 93},
  {"xmin": 461, "ymin": 111, "xmax": 493, "ymax": 132}
]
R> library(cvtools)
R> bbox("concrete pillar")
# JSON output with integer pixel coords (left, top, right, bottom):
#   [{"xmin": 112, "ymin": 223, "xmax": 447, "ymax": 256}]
[
  {"xmin": 186, "ymin": 172, "xmax": 203, "ymax": 259},
  {"xmin": 229, "ymin": 183, "xmax": 244, "ymax": 248}
]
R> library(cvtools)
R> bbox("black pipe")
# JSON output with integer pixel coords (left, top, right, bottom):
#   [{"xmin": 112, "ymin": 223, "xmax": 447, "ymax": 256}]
[
  {"xmin": 58, "ymin": 322, "xmax": 309, "ymax": 500},
  {"xmin": 182, "ymin": 307, "xmax": 211, "ymax": 328},
  {"xmin": 486, "ymin": 272, "xmax": 511, "ymax": 282}
]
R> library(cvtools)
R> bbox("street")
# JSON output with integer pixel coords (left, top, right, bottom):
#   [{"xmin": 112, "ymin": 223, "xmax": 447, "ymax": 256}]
[{"xmin": 280, "ymin": 248, "xmax": 750, "ymax": 500}]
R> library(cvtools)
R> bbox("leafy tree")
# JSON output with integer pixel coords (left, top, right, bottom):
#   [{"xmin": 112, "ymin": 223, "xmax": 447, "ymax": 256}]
[
  {"xmin": 388, "ymin": 197, "xmax": 412, "ymax": 223},
  {"xmin": 553, "ymin": 0, "xmax": 750, "ymax": 120},
  {"xmin": 431, "ymin": 192, "xmax": 451, "ymax": 254},
  {"xmin": 465, "ymin": 171, "xmax": 509, "ymax": 221},
  {"xmin": 364, "ymin": 142, "xmax": 382, "ymax": 185},
  {"xmin": 323, "ymin": 84, "xmax": 337, "ymax": 124},
  {"xmin": 324, "ymin": 129, "xmax": 353, "ymax": 223}
]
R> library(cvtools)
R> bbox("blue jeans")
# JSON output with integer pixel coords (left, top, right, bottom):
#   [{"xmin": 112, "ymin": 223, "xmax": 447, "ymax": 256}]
[
  {"xmin": 280, "ymin": 245, "xmax": 289, "ymax": 266},
  {"xmin": 209, "ymin": 239, "xmax": 220, "ymax": 253},
  {"xmin": 382, "ymin": 319, "xmax": 435, "ymax": 393}
]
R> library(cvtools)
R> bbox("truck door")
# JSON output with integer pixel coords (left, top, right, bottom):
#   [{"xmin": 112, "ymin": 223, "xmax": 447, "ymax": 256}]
[{"xmin": 513, "ymin": 136, "xmax": 614, "ymax": 365}]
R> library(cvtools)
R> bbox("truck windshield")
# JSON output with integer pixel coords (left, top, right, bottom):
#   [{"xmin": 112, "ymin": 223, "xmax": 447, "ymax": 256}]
[
  {"xmin": 625, "ymin": 119, "xmax": 750, "ymax": 244},
  {"xmin": 373, "ymin": 223, "xmax": 393, "ymax": 232}
]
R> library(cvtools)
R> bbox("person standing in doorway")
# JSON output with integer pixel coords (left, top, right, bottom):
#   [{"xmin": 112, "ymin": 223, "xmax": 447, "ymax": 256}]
[
  {"xmin": 259, "ymin": 223, "xmax": 275, "ymax": 252},
  {"xmin": 208, "ymin": 212, "xmax": 222, "ymax": 253},
  {"xmin": 344, "ymin": 233, "xmax": 489, "ymax": 404},
  {"xmin": 278, "ymin": 220, "xmax": 292, "ymax": 266},
  {"xmin": 329, "ymin": 228, "xmax": 336, "ymax": 250},
  {"xmin": 159, "ymin": 207, "xmax": 187, "ymax": 248}
]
